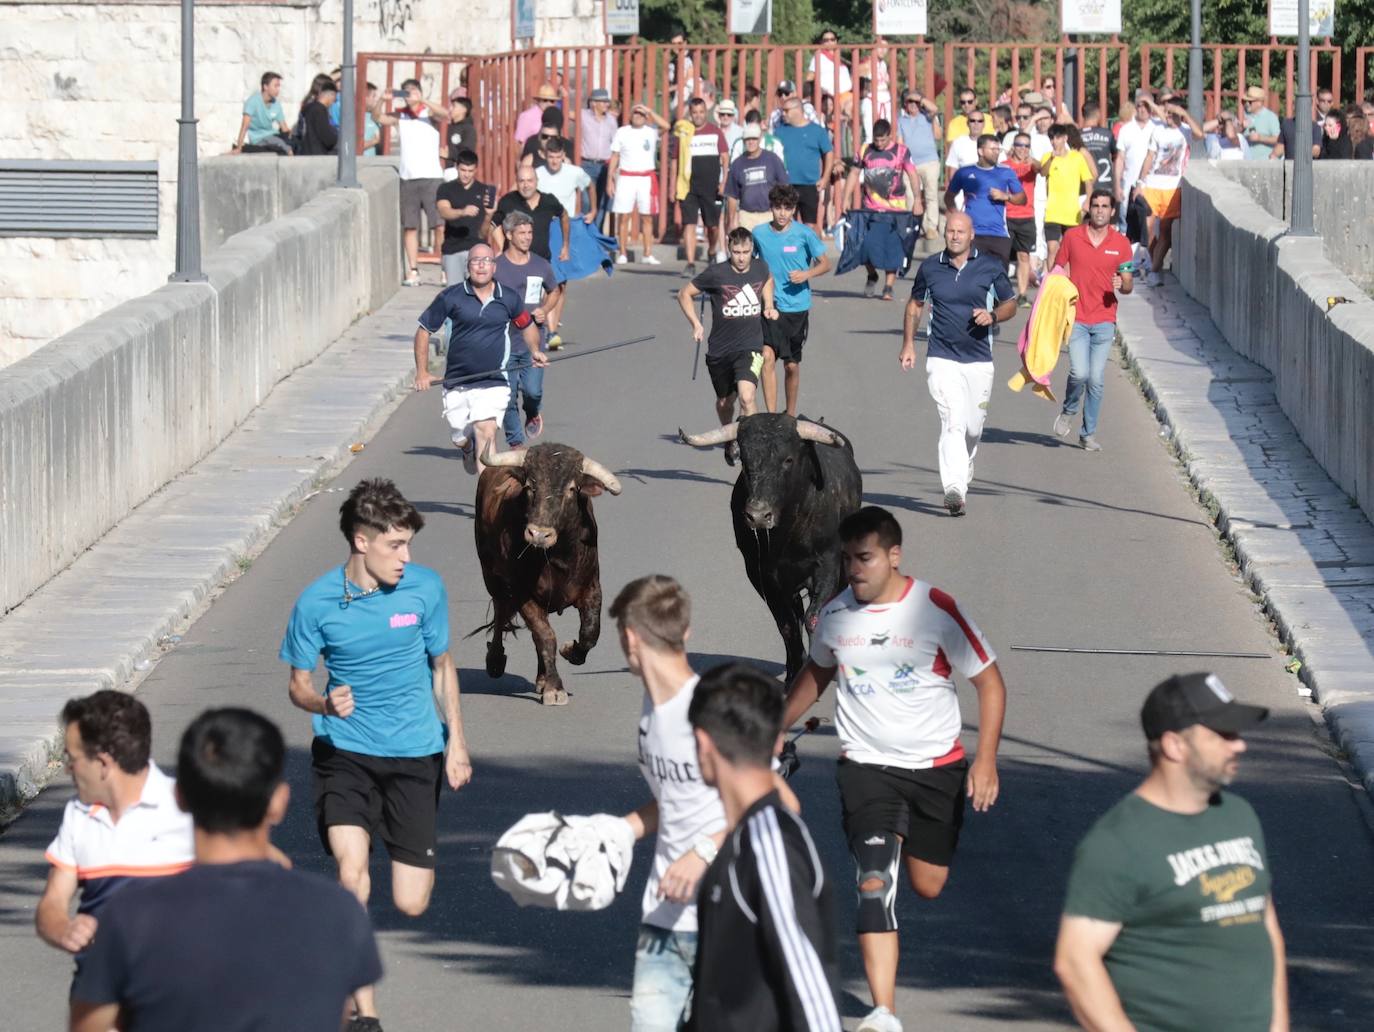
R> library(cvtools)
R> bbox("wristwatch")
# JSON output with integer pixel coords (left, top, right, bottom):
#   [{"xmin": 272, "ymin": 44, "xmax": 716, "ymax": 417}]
[{"xmin": 691, "ymin": 836, "xmax": 719, "ymax": 864}]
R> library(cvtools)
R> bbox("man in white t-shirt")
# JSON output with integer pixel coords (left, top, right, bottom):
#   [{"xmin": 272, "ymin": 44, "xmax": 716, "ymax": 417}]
[
  {"xmin": 608, "ymin": 103, "xmax": 670, "ymax": 265},
  {"xmin": 611, "ymin": 574, "xmax": 797, "ymax": 1032},
  {"xmin": 536, "ymin": 140, "xmax": 594, "ymax": 219},
  {"xmin": 1138, "ymin": 96, "xmax": 1202, "ymax": 286},
  {"xmin": 783, "ymin": 506, "xmax": 1008, "ymax": 1032},
  {"xmin": 1114, "ymin": 92, "xmax": 1163, "ymax": 237},
  {"xmin": 375, "ymin": 78, "xmax": 445, "ymax": 286}
]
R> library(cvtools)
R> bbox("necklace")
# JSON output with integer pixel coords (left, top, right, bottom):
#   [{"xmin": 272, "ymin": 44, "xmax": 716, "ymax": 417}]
[{"xmin": 341, "ymin": 568, "xmax": 380, "ymax": 608}]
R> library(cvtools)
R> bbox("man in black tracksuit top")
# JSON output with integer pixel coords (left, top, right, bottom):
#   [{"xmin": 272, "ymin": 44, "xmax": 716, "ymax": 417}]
[{"xmin": 685, "ymin": 662, "xmax": 841, "ymax": 1032}]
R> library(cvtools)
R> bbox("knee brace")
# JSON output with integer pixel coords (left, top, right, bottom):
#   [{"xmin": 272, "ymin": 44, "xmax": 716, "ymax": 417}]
[{"xmin": 852, "ymin": 833, "xmax": 901, "ymax": 934}]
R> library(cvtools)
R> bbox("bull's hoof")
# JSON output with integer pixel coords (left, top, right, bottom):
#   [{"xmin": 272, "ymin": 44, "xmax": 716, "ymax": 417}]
[
  {"xmin": 540, "ymin": 685, "xmax": 570, "ymax": 706},
  {"xmin": 485, "ymin": 648, "xmax": 507, "ymax": 679},
  {"xmin": 560, "ymin": 640, "xmax": 590, "ymax": 665}
]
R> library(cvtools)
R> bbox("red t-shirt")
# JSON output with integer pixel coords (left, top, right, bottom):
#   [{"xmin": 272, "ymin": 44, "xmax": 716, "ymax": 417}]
[
  {"xmin": 1004, "ymin": 159, "xmax": 1037, "ymax": 220},
  {"xmin": 1058, "ymin": 224, "xmax": 1133, "ymax": 325}
]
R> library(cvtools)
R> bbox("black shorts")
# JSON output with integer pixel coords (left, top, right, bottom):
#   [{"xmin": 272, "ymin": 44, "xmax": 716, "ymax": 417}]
[
  {"xmin": 762, "ymin": 309, "xmax": 809, "ymax": 364},
  {"xmin": 1006, "ymin": 217, "xmax": 1037, "ymax": 255},
  {"xmin": 706, "ymin": 349, "xmax": 763, "ymax": 399},
  {"xmin": 793, "ymin": 183, "xmax": 821, "ymax": 225},
  {"xmin": 311, "ymin": 737, "xmax": 443, "ymax": 868},
  {"xmin": 836, "ymin": 756, "xmax": 968, "ymax": 867},
  {"xmin": 973, "ymin": 234, "xmax": 1012, "ymax": 265},
  {"xmin": 1044, "ymin": 220, "xmax": 1075, "ymax": 243},
  {"xmin": 680, "ymin": 186, "xmax": 722, "ymax": 227}
]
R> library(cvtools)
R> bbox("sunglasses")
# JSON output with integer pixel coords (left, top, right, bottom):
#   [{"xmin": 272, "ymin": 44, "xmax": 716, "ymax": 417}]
[
  {"xmin": 968, "ymin": 119, "xmax": 985, "ymax": 125},
  {"xmin": 539, "ymin": 132, "xmax": 557, "ymax": 139},
  {"xmin": 961, "ymin": 98, "xmax": 977, "ymax": 106},
  {"xmin": 904, "ymin": 98, "xmax": 920, "ymax": 105},
  {"xmin": 537, "ymin": 98, "xmax": 555, "ymax": 104},
  {"xmin": 820, "ymin": 36, "xmax": 837, "ymax": 43},
  {"xmin": 719, "ymin": 112, "xmax": 735, "ymax": 117}
]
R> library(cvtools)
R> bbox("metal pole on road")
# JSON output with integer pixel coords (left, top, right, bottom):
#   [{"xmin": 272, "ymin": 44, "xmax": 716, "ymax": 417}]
[
  {"xmin": 1188, "ymin": 0, "xmax": 1204, "ymax": 156},
  {"xmin": 170, "ymin": 0, "xmax": 206, "ymax": 282},
  {"xmin": 1290, "ymin": 0, "xmax": 1315, "ymax": 236},
  {"xmin": 336, "ymin": 0, "xmax": 360, "ymax": 188}
]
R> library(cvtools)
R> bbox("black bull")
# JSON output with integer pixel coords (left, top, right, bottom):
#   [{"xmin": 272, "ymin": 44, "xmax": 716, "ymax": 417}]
[{"xmin": 680, "ymin": 414, "xmax": 863, "ymax": 680}]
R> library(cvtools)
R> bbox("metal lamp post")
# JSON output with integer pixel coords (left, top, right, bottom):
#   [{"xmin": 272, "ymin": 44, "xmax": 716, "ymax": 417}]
[
  {"xmin": 1188, "ymin": 0, "xmax": 1204, "ymax": 155},
  {"xmin": 1290, "ymin": 0, "xmax": 1315, "ymax": 235},
  {"xmin": 170, "ymin": 0, "xmax": 205, "ymax": 282},
  {"xmin": 336, "ymin": 0, "xmax": 360, "ymax": 188}
]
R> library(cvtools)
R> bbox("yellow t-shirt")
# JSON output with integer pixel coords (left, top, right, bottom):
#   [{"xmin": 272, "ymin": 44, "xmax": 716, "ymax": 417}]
[
  {"xmin": 1042, "ymin": 149, "xmax": 1095, "ymax": 226},
  {"xmin": 947, "ymin": 115, "xmax": 969, "ymax": 141}
]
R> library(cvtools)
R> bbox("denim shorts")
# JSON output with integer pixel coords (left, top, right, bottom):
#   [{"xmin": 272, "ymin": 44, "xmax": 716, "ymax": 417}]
[{"xmin": 630, "ymin": 923, "xmax": 697, "ymax": 1032}]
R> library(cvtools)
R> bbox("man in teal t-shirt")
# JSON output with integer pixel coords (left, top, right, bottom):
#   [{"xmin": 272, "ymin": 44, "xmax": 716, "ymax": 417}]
[
  {"xmin": 1241, "ymin": 86, "xmax": 1280, "ymax": 161},
  {"xmin": 751, "ymin": 183, "xmax": 830, "ymax": 417},
  {"xmin": 280, "ymin": 478, "xmax": 472, "ymax": 1031},
  {"xmin": 773, "ymin": 96, "xmax": 834, "ymax": 237},
  {"xmin": 236, "ymin": 71, "xmax": 291, "ymax": 155},
  {"xmin": 1055, "ymin": 672, "xmax": 1288, "ymax": 1032}
]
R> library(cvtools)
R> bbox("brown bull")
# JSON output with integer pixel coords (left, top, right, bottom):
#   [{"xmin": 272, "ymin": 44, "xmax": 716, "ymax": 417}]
[{"xmin": 474, "ymin": 442, "xmax": 622, "ymax": 705}]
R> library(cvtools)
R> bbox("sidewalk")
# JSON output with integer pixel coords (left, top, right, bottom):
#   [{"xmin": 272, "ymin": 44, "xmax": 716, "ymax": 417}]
[
  {"xmin": 1117, "ymin": 280, "xmax": 1374, "ymax": 795},
  {"xmin": 0, "ymin": 286, "xmax": 428, "ymax": 815}
]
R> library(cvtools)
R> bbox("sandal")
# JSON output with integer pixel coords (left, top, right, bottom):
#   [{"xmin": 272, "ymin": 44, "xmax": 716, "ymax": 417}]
[
  {"xmin": 403, "ymin": 268, "xmax": 421, "ymax": 287},
  {"xmin": 880, "ymin": 287, "xmax": 894, "ymax": 302}
]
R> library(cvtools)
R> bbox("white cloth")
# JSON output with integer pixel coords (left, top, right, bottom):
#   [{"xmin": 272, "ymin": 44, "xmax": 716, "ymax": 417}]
[
  {"xmin": 1141, "ymin": 124, "xmax": 1190, "ymax": 191},
  {"xmin": 442, "ymin": 384, "xmax": 511, "ymax": 445},
  {"xmin": 1116, "ymin": 118, "xmax": 1161, "ymax": 194},
  {"xmin": 809, "ymin": 580, "xmax": 996, "ymax": 770},
  {"xmin": 537, "ymin": 163, "xmax": 592, "ymax": 215},
  {"xmin": 612, "ymin": 174, "xmax": 654, "ymax": 214},
  {"xmin": 395, "ymin": 105, "xmax": 442, "ymax": 180},
  {"xmin": 925, "ymin": 356, "xmax": 995, "ymax": 498},
  {"xmin": 638, "ymin": 675, "xmax": 727, "ymax": 932},
  {"xmin": 491, "ymin": 811, "xmax": 636, "ymax": 911},
  {"xmin": 611, "ymin": 125, "xmax": 659, "ymax": 173}
]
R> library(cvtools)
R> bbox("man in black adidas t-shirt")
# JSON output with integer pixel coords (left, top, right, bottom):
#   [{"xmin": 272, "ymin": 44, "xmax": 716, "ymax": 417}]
[
  {"xmin": 676, "ymin": 226, "xmax": 776, "ymax": 466},
  {"xmin": 683, "ymin": 662, "xmax": 841, "ymax": 1032}
]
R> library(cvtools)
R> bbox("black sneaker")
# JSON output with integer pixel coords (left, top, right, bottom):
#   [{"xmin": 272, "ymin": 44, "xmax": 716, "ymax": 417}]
[
  {"xmin": 684, "ymin": 262, "xmax": 697, "ymax": 277},
  {"xmin": 347, "ymin": 1018, "xmax": 384, "ymax": 1032},
  {"xmin": 724, "ymin": 441, "xmax": 740, "ymax": 467}
]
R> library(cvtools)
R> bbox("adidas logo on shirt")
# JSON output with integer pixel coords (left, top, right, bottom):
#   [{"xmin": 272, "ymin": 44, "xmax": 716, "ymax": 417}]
[{"xmin": 721, "ymin": 284, "xmax": 762, "ymax": 318}]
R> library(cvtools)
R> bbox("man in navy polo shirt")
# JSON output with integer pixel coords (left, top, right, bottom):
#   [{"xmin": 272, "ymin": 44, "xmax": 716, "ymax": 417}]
[
  {"xmin": 899, "ymin": 212, "xmax": 1017, "ymax": 517},
  {"xmin": 413, "ymin": 243, "xmax": 545, "ymax": 475},
  {"xmin": 943, "ymin": 135, "xmax": 1026, "ymax": 268}
]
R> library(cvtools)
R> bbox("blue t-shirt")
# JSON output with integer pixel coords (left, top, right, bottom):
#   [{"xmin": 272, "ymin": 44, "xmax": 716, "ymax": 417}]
[
  {"xmin": 774, "ymin": 122, "xmax": 833, "ymax": 185},
  {"xmin": 947, "ymin": 164, "xmax": 1023, "ymax": 238},
  {"xmin": 911, "ymin": 250, "xmax": 1016, "ymax": 364},
  {"xmin": 896, "ymin": 112, "xmax": 939, "ymax": 165},
  {"xmin": 752, "ymin": 221, "xmax": 825, "ymax": 313},
  {"xmin": 280, "ymin": 563, "xmax": 450, "ymax": 758},
  {"xmin": 328, "ymin": 96, "xmax": 341, "ymax": 128},
  {"xmin": 243, "ymin": 93, "xmax": 285, "ymax": 144},
  {"xmin": 418, "ymin": 280, "xmax": 527, "ymax": 388}
]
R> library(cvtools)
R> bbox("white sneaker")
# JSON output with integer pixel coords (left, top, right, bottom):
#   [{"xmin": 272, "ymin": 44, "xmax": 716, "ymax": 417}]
[
  {"xmin": 641, "ymin": 253, "xmax": 661, "ymax": 265},
  {"xmin": 714, "ymin": 250, "xmax": 727, "ymax": 263},
  {"xmin": 857, "ymin": 1006, "xmax": 903, "ymax": 1032},
  {"xmin": 1147, "ymin": 272, "xmax": 1162, "ymax": 288},
  {"xmin": 615, "ymin": 253, "xmax": 628, "ymax": 265}
]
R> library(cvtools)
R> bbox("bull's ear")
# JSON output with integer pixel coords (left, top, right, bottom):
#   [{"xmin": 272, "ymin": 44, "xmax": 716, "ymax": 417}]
[{"xmin": 578, "ymin": 475, "xmax": 605, "ymax": 497}]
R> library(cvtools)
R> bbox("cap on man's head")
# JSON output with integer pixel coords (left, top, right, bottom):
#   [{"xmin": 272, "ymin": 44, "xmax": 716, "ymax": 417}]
[
  {"xmin": 1244, "ymin": 85, "xmax": 1267, "ymax": 102},
  {"xmin": 1022, "ymin": 90, "xmax": 1047, "ymax": 107},
  {"xmin": 1140, "ymin": 672, "xmax": 1269, "ymax": 740},
  {"xmin": 535, "ymin": 83, "xmax": 559, "ymax": 101},
  {"xmin": 589, "ymin": 88, "xmax": 611, "ymax": 102},
  {"xmin": 716, "ymin": 98, "xmax": 738, "ymax": 115},
  {"xmin": 777, "ymin": 79, "xmax": 797, "ymax": 95},
  {"xmin": 742, "ymin": 123, "xmax": 762, "ymax": 139}
]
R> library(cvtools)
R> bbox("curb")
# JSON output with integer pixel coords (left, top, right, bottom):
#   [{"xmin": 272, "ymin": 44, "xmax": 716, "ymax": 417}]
[
  {"xmin": 1116, "ymin": 284, "xmax": 1374, "ymax": 797},
  {"xmin": 0, "ymin": 292, "xmax": 423, "ymax": 819}
]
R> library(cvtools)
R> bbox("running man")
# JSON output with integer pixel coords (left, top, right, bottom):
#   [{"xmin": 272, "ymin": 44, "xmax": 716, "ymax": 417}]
[
  {"xmin": 942, "ymin": 134, "xmax": 1026, "ymax": 269},
  {"xmin": 413, "ymin": 243, "xmax": 545, "ymax": 475},
  {"xmin": 843, "ymin": 118, "xmax": 922, "ymax": 302},
  {"xmin": 782, "ymin": 506, "xmax": 1007, "ymax": 1032},
  {"xmin": 685, "ymin": 661, "xmax": 842, "ymax": 1032},
  {"xmin": 900, "ymin": 212, "xmax": 1017, "ymax": 517},
  {"xmin": 678, "ymin": 226, "xmax": 776, "ymax": 466},
  {"xmin": 281, "ymin": 478, "xmax": 472, "ymax": 1032},
  {"xmin": 751, "ymin": 184, "xmax": 831, "ymax": 417},
  {"xmin": 493, "ymin": 210, "xmax": 559, "ymax": 447}
]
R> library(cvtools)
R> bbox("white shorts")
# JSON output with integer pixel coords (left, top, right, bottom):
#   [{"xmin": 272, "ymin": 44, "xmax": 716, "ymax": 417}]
[
  {"xmin": 613, "ymin": 174, "xmax": 654, "ymax": 215},
  {"xmin": 442, "ymin": 383, "xmax": 510, "ymax": 446}
]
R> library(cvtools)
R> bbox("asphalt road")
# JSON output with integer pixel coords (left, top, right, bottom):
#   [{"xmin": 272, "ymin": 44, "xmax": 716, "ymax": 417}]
[{"xmin": 2, "ymin": 252, "xmax": 1373, "ymax": 1031}]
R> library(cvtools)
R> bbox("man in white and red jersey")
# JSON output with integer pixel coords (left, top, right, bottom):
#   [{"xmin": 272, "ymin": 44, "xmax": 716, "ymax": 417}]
[{"xmin": 782, "ymin": 505, "xmax": 1008, "ymax": 1032}]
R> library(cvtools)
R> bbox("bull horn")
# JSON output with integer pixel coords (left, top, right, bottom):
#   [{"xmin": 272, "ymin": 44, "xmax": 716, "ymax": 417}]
[
  {"xmin": 481, "ymin": 444, "xmax": 528, "ymax": 468},
  {"xmin": 796, "ymin": 420, "xmax": 840, "ymax": 446},
  {"xmin": 580, "ymin": 456, "xmax": 623, "ymax": 495},
  {"xmin": 678, "ymin": 423, "xmax": 739, "ymax": 447}
]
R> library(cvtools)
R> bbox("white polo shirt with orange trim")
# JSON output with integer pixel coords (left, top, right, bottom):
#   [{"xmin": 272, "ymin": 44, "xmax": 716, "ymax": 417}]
[
  {"xmin": 809, "ymin": 577, "xmax": 996, "ymax": 770},
  {"xmin": 45, "ymin": 763, "xmax": 194, "ymax": 915}
]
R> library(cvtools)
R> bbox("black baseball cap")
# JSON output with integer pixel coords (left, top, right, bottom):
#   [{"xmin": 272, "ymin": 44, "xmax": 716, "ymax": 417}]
[
  {"xmin": 1141, "ymin": 672, "xmax": 1269, "ymax": 740},
  {"xmin": 776, "ymin": 79, "xmax": 797, "ymax": 95}
]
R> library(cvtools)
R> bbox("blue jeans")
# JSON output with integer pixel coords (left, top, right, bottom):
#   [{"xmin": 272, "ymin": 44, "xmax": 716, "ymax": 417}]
[
  {"xmin": 630, "ymin": 925, "xmax": 697, "ymax": 1032},
  {"xmin": 502, "ymin": 353, "xmax": 545, "ymax": 446},
  {"xmin": 1061, "ymin": 321, "xmax": 1116, "ymax": 438},
  {"xmin": 580, "ymin": 158, "xmax": 608, "ymax": 227}
]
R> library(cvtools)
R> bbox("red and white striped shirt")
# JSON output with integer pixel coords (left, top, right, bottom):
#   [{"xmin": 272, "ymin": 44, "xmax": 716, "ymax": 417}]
[{"xmin": 809, "ymin": 578, "xmax": 996, "ymax": 770}]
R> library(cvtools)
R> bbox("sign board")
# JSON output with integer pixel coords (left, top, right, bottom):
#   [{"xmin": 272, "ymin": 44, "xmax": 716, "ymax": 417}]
[
  {"xmin": 873, "ymin": 0, "xmax": 928, "ymax": 37},
  {"xmin": 728, "ymin": 0, "xmax": 772, "ymax": 35},
  {"xmin": 514, "ymin": 0, "xmax": 536, "ymax": 41},
  {"xmin": 1268, "ymin": 0, "xmax": 1335, "ymax": 36},
  {"xmin": 605, "ymin": 0, "xmax": 639, "ymax": 36},
  {"xmin": 1060, "ymin": 0, "xmax": 1122, "ymax": 34}
]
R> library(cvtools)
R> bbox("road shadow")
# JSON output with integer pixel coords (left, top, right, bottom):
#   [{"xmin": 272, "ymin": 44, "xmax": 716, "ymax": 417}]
[
  {"xmin": 405, "ymin": 445, "xmax": 462, "ymax": 461},
  {"xmin": 981, "ymin": 427, "xmax": 1066, "ymax": 449},
  {"xmin": 413, "ymin": 500, "xmax": 474, "ymax": 519},
  {"xmin": 618, "ymin": 467, "xmax": 734, "ymax": 487}
]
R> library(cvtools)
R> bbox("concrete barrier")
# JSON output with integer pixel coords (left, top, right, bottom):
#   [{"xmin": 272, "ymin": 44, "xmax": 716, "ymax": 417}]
[
  {"xmin": 0, "ymin": 162, "xmax": 401, "ymax": 616},
  {"xmin": 1177, "ymin": 162, "xmax": 1374, "ymax": 522}
]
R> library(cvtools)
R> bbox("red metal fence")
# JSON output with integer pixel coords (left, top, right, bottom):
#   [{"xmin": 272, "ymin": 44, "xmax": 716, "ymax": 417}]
[{"xmin": 1358, "ymin": 47, "xmax": 1374, "ymax": 104}]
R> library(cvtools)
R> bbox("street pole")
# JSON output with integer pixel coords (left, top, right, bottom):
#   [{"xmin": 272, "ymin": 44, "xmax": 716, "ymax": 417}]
[
  {"xmin": 170, "ymin": 0, "xmax": 206, "ymax": 282},
  {"xmin": 1290, "ymin": 0, "xmax": 1315, "ymax": 235},
  {"xmin": 1188, "ymin": 0, "xmax": 1204, "ymax": 156},
  {"xmin": 336, "ymin": 0, "xmax": 360, "ymax": 188}
]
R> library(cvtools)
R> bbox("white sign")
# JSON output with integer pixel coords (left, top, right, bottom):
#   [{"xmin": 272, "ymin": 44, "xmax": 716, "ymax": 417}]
[
  {"xmin": 605, "ymin": 0, "xmax": 639, "ymax": 36},
  {"xmin": 1060, "ymin": 0, "xmax": 1122, "ymax": 34},
  {"xmin": 874, "ymin": 0, "xmax": 928, "ymax": 36},
  {"xmin": 1269, "ymin": 0, "xmax": 1335, "ymax": 36},
  {"xmin": 514, "ymin": 0, "xmax": 536, "ymax": 40},
  {"xmin": 729, "ymin": 0, "xmax": 772, "ymax": 35}
]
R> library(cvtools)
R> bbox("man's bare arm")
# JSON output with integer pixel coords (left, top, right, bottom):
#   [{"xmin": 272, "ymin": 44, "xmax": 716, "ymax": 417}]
[{"xmin": 1054, "ymin": 915, "xmax": 1135, "ymax": 1031}]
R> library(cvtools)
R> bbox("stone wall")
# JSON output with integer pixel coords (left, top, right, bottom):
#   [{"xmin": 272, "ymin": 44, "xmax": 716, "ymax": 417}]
[
  {"xmin": 1175, "ymin": 162, "xmax": 1374, "ymax": 523},
  {"xmin": 0, "ymin": 0, "xmax": 607, "ymax": 365},
  {"xmin": 0, "ymin": 160, "xmax": 400, "ymax": 615}
]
